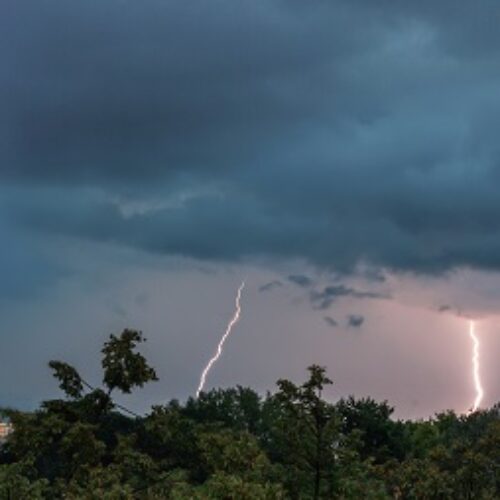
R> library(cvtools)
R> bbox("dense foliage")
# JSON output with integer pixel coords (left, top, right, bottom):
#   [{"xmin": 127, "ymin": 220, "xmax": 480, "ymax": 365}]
[{"xmin": 1, "ymin": 329, "xmax": 498, "ymax": 499}]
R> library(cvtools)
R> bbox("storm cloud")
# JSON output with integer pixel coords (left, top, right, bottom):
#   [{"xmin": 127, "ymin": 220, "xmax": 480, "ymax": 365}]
[
  {"xmin": 310, "ymin": 285, "xmax": 387, "ymax": 310},
  {"xmin": 287, "ymin": 275, "xmax": 314, "ymax": 288},
  {"xmin": 3, "ymin": 0, "xmax": 500, "ymax": 281},
  {"xmin": 347, "ymin": 315, "xmax": 365, "ymax": 328},
  {"xmin": 259, "ymin": 280, "xmax": 283, "ymax": 293},
  {"xmin": 323, "ymin": 316, "xmax": 338, "ymax": 328}
]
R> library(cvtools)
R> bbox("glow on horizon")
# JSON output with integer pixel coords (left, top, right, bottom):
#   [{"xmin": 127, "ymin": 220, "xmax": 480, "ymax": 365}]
[
  {"xmin": 196, "ymin": 281, "xmax": 245, "ymax": 398},
  {"xmin": 468, "ymin": 320, "xmax": 484, "ymax": 413}
]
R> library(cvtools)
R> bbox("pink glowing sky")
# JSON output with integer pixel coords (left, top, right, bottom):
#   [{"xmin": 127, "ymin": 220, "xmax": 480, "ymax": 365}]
[{"xmin": 1, "ymin": 244, "xmax": 498, "ymax": 420}]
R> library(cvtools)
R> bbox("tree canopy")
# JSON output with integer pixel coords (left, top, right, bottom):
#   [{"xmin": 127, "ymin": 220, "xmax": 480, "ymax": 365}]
[{"xmin": 1, "ymin": 329, "xmax": 498, "ymax": 499}]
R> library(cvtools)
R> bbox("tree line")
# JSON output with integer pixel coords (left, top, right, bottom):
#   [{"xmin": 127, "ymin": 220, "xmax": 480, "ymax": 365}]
[{"xmin": 0, "ymin": 329, "xmax": 498, "ymax": 499}]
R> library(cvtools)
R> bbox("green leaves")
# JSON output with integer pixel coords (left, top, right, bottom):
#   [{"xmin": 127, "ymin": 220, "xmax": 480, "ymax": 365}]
[
  {"xmin": 267, "ymin": 365, "xmax": 339, "ymax": 498},
  {"xmin": 48, "ymin": 361, "xmax": 84, "ymax": 399},
  {"xmin": 102, "ymin": 329, "xmax": 158, "ymax": 394},
  {"xmin": 2, "ymin": 330, "xmax": 500, "ymax": 498},
  {"xmin": 0, "ymin": 463, "xmax": 49, "ymax": 500},
  {"xmin": 49, "ymin": 329, "xmax": 158, "ymax": 410}
]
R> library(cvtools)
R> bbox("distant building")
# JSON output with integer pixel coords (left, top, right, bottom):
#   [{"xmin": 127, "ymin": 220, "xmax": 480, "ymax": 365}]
[{"xmin": 0, "ymin": 422, "xmax": 13, "ymax": 441}]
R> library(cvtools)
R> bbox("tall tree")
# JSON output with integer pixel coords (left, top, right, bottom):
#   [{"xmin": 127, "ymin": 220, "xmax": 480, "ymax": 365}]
[{"xmin": 263, "ymin": 365, "xmax": 339, "ymax": 499}]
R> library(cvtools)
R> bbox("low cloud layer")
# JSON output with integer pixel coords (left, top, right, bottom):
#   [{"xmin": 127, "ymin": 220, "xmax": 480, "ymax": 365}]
[
  {"xmin": 347, "ymin": 315, "xmax": 365, "ymax": 328},
  {"xmin": 324, "ymin": 316, "xmax": 338, "ymax": 328},
  {"xmin": 3, "ymin": 0, "xmax": 500, "ymax": 300},
  {"xmin": 288, "ymin": 275, "xmax": 314, "ymax": 288},
  {"xmin": 310, "ymin": 285, "xmax": 387, "ymax": 310},
  {"xmin": 259, "ymin": 280, "xmax": 283, "ymax": 293}
]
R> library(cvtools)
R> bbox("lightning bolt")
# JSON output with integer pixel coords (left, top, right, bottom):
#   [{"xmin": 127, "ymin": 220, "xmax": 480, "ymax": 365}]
[
  {"xmin": 196, "ymin": 281, "xmax": 245, "ymax": 398},
  {"xmin": 468, "ymin": 320, "xmax": 484, "ymax": 413}
]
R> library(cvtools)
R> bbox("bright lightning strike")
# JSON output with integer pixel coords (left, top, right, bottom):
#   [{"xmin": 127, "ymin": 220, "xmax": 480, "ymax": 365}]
[
  {"xmin": 468, "ymin": 320, "xmax": 484, "ymax": 413},
  {"xmin": 196, "ymin": 281, "xmax": 245, "ymax": 398}
]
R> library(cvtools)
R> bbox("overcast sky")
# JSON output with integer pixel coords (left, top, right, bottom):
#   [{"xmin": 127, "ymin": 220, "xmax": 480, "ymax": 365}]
[{"xmin": 1, "ymin": 0, "xmax": 500, "ymax": 419}]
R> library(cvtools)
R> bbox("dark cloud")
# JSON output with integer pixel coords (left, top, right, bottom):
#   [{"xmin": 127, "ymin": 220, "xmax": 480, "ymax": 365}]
[
  {"xmin": 323, "ymin": 316, "xmax": 338, "ymax": 328},
  {"xmin": 310, "ymin": 285, "xmax": 387, "ymax": 310},
  {"xmin": 347, "ymin": 314, "xmax": 364, "ymax": 328},
  {"xmin": 287, "ymin": 275, "xmax": 313, "ymax": 288},
  {"xmin": 437, "ymin": 304, "xmax": 464, "ymax": 316},
  {"xmin": 259, "ymin": 280, "xmax": 283, "ymax": 292},
  {"xmin": 362, "ymin": 269, "xmax": 387, "ymax": 283},
  {"xmin": 438, "ymin": 304, "xmax": 452, "ymax": 312},
  {"xmin": 3, "ymin": 0, "xmax": 500, "ymax": 285}
]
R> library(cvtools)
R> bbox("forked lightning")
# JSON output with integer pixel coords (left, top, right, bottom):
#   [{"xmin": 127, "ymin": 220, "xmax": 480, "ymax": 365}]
[
  {"xmin": 196, "ymin": 281, "xmax": 245, "ymax": 397},
  {"xmin": 468, "ymin": 320, "xmax": 484, "ymax": 413}
]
